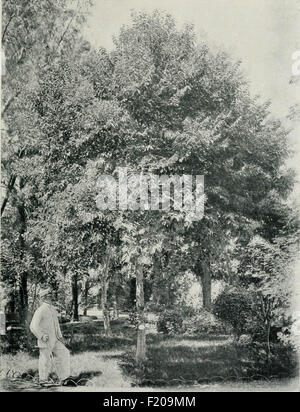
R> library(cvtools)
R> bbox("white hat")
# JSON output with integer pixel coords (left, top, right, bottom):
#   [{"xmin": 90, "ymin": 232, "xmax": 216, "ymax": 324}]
[{"xmin": 39, "ymin": 287, "xmax": 52, "ymax": 299}]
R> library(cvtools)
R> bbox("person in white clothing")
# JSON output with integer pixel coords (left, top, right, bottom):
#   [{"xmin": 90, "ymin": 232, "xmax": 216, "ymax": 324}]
[{"xmin": 30, "ymin": 288, "xmax": 72, "ymax": 386}]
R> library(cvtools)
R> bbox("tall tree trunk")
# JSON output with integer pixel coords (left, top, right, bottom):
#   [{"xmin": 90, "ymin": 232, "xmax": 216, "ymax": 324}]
[
  {"xmin": 1, "ymin": 174, "xmax": 16, "ymax": 216},
  {"xmin": 1, "ymin": 149, "xmax": 25, "ymax": 216},
  {"xmin": 17, "ymin": 200, "xmax": 28, "ymax": 325},
  {"xmin": 17, "ymin": 192, "xmax": 30, "ymax": 350},
  {"xmin": 195, "ymin": 260, "xmax": 212, "ymax": 311},
  {"xmin": 101, "ymin": 277, "xmax": 111, "ymax": 336},
  {"xmin": 201, "ymin": 266, "xmax": 212, "ymax": 311},
  {"xmin": 100, "ymin": 249, "xmax": 112, "ymax": 337},
  {"xmin": 19, "ymin": 272, "xmax": 28, "ymax": 325},
  {"xmin": 136, "ymin": 265, "xmax": 146, "ymax": 362},
  {"xmin": 111, "ymin": 289, "xmax": 118, "ymax": 320},
  {"xmin": 83, "ymin": 279, "xmax": 89, "ymax": 316},
  {"xmin": 72, "ymin": 275, "xmax": 79, "ymax": 321}
]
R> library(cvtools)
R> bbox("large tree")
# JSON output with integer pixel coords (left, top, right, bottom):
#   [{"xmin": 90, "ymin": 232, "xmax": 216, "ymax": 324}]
[{"xmin": 108, "ymin": 11, "xmax": 294, "ymax": 310}]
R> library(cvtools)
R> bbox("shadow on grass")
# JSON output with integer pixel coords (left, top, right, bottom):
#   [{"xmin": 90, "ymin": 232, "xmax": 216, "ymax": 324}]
[
  {"xmin": 146, "ymin": 333, "xmax": 231, "ymax": 346},
  {"xmin": 61, "ymin": 319, "xmax": 132, "ymax": 334},
  {"xmin": 68, "ymin": 371, "xmax": 103, "ymax": 386},
  {"xmin": 69, "ymin": 335, "xmax": 134, "ymax": 354},
  {"xmin": 61, "ymin": 319, "xmax": 136, "ymax": 354},
  {"xmin": 120, "ymin": 337, "xmax": 298, "ymax": 387},
  {"xmin": 19, "ymin": 369, "xmax": 102, "ymax": 387}
]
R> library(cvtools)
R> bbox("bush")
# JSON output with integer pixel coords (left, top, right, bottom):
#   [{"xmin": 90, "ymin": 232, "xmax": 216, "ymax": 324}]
[
  {"xmin": 129, "ymin": 308, "xmax": 138, "ymax": 328},
  {"xmin": 213, "ymin": 287, "xmax": 290, "ymax": 345},
  {"xmin": 157, "ymin": 306, "xmax": 230, "ymax": 336},
  {"xmin": 157, "ymin": 308, "xmax": 185, "ymax": 335},
  {"xmin": 183, "ymin": 309, "xmax": 230, "ymax": 335},
  {"xmin": 234, "ymin": 341, "xmax": 298, "ymax": 378},
  {"xmin": 213, "ymin": 288, "xmax": 257, "ymax": 337},
  {"xmin": 0, "ymin": 327, "xmax": 36, "ymax": 354},
  {"xmin": 236, "ymin": 334, "xmax": 252, "ymax": 346}
]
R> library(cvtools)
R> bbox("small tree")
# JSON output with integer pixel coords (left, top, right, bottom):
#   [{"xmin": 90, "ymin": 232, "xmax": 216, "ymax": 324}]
[{"xmin": 238, "ymin": 233, "xmax": 299, "ymax": 359}]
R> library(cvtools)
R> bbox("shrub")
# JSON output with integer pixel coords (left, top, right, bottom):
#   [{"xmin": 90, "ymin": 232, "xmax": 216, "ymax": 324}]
[
  {"xmin": 0, "ymin": 327, "xmax": 36, "ymax": 354},
  {"xmin": 213, "ymin": 287, "xmax": 291, "ymax": 345},
  {"xmin": 157, "ymin": 308, "xmax": 185, "ymax": 335},
  {"xmin": 213, "ymin": 288, "xmax": 257, "ymax": 337},
  {"xmin": 183, "ymin": 309, "xmax": 230, "ymax": 335},
  {"xmin": 157, "ymin": 306, "xmax": 229, "ymax": 336},
  {"xmin": 234, "ymin": 341, "xmax": 298, "ymax": 378},
  {"xmin": 129, "ymin": 308, "xmax": 138, "ymax": 328},
  {"xmin": 236, "ymin": 334, "xmax": 252, "ymax": 346}
]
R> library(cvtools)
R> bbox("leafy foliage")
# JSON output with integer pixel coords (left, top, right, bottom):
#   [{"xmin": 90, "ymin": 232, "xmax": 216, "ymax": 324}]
[
  {"xmin": 213, "ymin": 288, "xmax": 257, "ymax": 337},
  {"xmin": 157, "ymin": 308, "xmax": 185, "ymax": 335}
]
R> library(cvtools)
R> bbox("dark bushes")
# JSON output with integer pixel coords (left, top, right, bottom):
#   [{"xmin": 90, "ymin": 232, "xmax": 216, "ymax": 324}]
[
  {"xmin": 213, "ymin": 288, "xmax": 256, "ymax": 337},
  {"xmin": 157, "ymin": 307, "xmax": 185, "ymax": 335}
]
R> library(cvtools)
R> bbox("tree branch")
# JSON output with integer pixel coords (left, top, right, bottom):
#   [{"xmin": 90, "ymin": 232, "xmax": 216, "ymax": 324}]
[
  {"xmin": 1, "ymin": 174, "xmax": 16, "ymax": 216},
  {"xmin": 56, "ymin": 1, "xmax": 80, "ymax": 51},
  {"xmin": 2, "ymin": 13, "xmax": 16, "ymax": 44},
  {"xmin": 1, "ymin": 91, "xmax": 21, "ymax": 116},
  {"xmin": 2, "ymin": 0, "xmax": 31, "ymax": 44},
  {"xmin": 1, "ymin": 148, "xmax": 25, "ymax": 216}
]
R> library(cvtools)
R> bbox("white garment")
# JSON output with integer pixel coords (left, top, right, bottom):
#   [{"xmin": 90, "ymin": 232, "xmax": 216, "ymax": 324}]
[
  {"xmin": 39, "ymin": 340, "xmax": 70, "ymax": 381},
  {"xmin": 30, "ymin": 302, "xmax": 70, "ymax": 381},
  {"xmin": 30, "ymin": 302, "xmax": 63, "ymax": 348}
]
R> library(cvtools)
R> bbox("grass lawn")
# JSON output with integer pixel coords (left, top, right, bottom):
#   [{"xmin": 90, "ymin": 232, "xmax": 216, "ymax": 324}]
[
  {"xmin": 1, "ymin": 317, "xmax": 298, "ymax": 391},
  {"xmin": 0, "ymin": 318, "xmax": 135, "ymax": 390}
]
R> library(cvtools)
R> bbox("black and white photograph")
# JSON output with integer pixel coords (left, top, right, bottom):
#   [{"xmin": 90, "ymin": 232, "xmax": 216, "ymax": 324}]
[{"xmin": 1, "ymin": 0, "xmax": 300, "ymax": 395}]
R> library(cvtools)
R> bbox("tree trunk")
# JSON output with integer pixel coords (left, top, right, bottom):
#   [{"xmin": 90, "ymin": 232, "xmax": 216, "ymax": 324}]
[
  {"xmin": 266, "ymin": 319, "xmax": 271, "ymax": 364},
  {"xmin": 101, "ymin": 277, "xmax": 111, "ymax": 336},
  {"xmin": 19, "ymin": 272, "xmax": 28, "ymax": 323},
  {"xmin": 264, "ymin": 298, "xmax": 272, "ymax": 365},
  {"xmin": 83, "ymin": 279, "xmax": 89, "ymax": 316},
  {"xmin": 100, "ymin": 249, "xmax": 112, "ymax": 337},
  {"xmin": 72, "ymin": 275, "xmax": 79, "ymax": 321},
  {"xmin": 1, "ymin": 174, "xmax": 16, "ymax": 216},
  {"xmin": 17, "ymin": 196, "xmax": 30, "ymax": 350},
  {"xmin": 136, "ymin": 265, "xmax": 146, "ymax": 362},
  {"xmin": 201, "ymin": 270, "xmax": 212, "ymax": 311},
  {"xmin": 111, "ymin": 291, "xmax": 118, "ymax": 320},
  {"xmin": 196, "ymin": 260, "xmax": 212, "ymax": 311},
  {"xmin": 17, "ymin": 200, "xmax": 28, "ymax": 325},
  {"xmin": 1, "ymin": 149, "xmax": 25, "ymax": 216}
]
